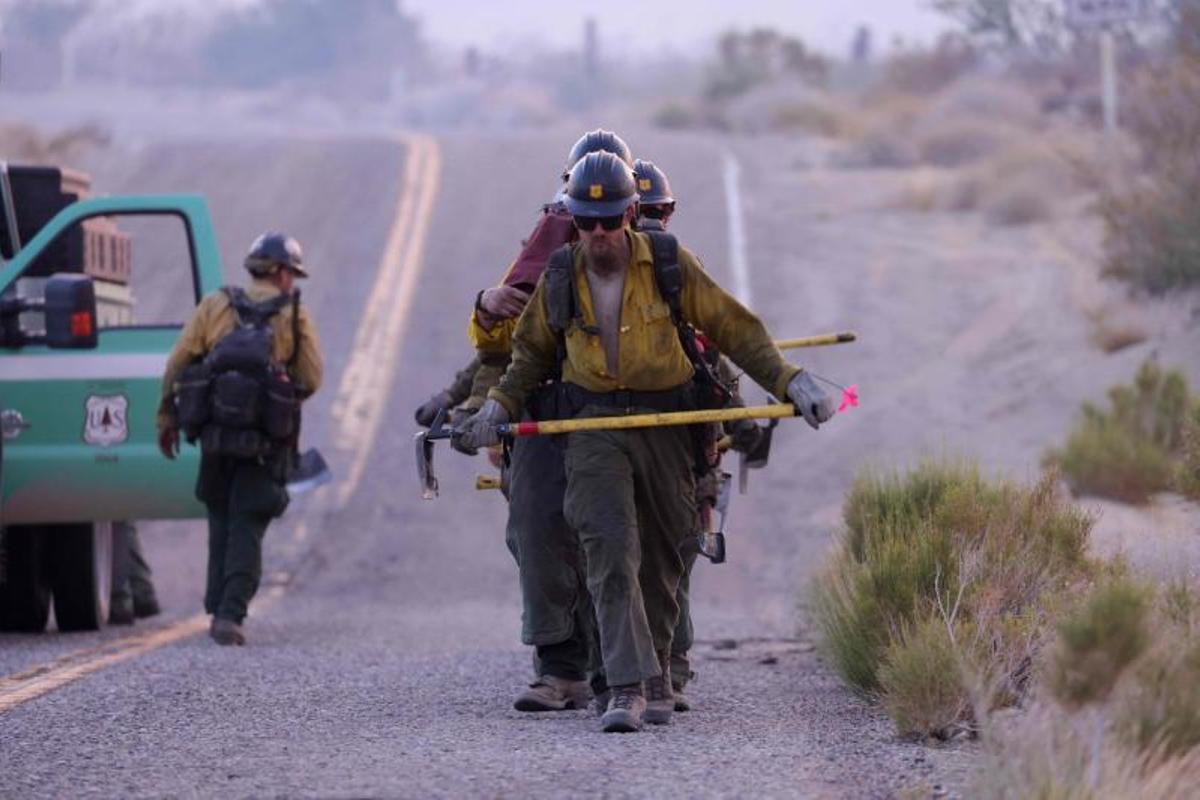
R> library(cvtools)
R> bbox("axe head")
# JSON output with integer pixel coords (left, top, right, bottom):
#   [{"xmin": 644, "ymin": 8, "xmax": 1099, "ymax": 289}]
[{"xmin": 415, "ymin": 408, "xmax": 452, "ymax": 499}]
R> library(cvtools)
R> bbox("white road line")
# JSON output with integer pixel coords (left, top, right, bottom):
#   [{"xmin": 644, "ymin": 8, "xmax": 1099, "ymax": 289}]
[{"xmin": 723, "ymin": 151, "xmax": 753, "ymax": 308}]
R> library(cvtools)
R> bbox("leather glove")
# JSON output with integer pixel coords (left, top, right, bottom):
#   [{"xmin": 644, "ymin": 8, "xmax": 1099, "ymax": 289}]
[
  {"xmin": 787, "ymin": 371, "xmax": 835, "ymax": 430},
  {"xmin": 414, "ymin": 391, "xmax": 453, "ymax": 427},
  {"xmin": 479, "ymin": 286, "xmax": 531, "ymax": 319},
  {"xmin": 454, "ymin": 398, "xmax": 509, "ymax": 454},
  {"xmin": 728, "ymin": 417, "xmax": 764, "ymax": 454}
]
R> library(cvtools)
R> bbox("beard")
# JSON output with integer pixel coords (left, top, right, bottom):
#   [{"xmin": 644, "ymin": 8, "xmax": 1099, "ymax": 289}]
[{"xmin": 585, "ymin": 236, "xmax": 623, "ymax": 276}]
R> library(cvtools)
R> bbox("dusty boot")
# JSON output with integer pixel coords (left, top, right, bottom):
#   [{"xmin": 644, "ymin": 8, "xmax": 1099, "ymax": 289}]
[
  {"xmin": 672, "ymin": 685, "xmax": 692, "ymax": 713},
  {"xmin": 590, "ymin": 689, "xmax": 611, "ymax": 717},
  {"xmin": 210, "ymin": 618, "xmax": 246, "ymax": 646},
  {"xmin": 601, "ymin": 685, "xmax": 646, "ymax": 733},
  {"xmin": 133, "ymin": 594, "xmax": 161, "ymax": 619},
  {"xmin": 513, "ymin": 675, "xmax": 590, "ymax": 712},
  {"xmin": 644, "ymin": 653, "xmax": 674, "ymax": 725}
]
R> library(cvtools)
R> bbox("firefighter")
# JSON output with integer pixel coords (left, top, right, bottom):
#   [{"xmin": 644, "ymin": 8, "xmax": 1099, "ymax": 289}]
[
  {"xmin": 157, "ymin": 232, "xmax": 323, "ymax": 646},
  {"xmin": 456, "ymin": 130, "xmax": 635, "ymax": 713},
  {"xmin": 458, "ymin": 152, "xmax": 834, "ymax": 732}
]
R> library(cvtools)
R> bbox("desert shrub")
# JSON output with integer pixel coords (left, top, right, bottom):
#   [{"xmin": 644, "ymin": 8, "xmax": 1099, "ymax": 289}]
[
  {"xmin": 973, "ymin": 703, "xmax": 1200, "ymax": 800},
  {"xmin": 1100, "ymin": 56, "xmax": 1200, "ymax": 293},
  {"xmin": 878, "ymin": 34, "xmax": 978, "ymax": 96},
  {"xmin": 879, "ymin": 616, "xmax": 975, "ymax": 739},
  {"xmin": 1114, "ymin": 581, "xmax": 1200, "ymax": 760},
  {"xmin": 1048, "ymin": 576, "xmax": 1151, "ymax": 708},
  {"xmin": 813, "ymin": 459, "xmax": 1094, "ymax": 736},
  {"xmin": 1047, "ymin": 360, "xmax": 1200, "ymax": 503},
  {"xmin": 651, "ymin": 102, "xmax": 698, "ymax": 130}
]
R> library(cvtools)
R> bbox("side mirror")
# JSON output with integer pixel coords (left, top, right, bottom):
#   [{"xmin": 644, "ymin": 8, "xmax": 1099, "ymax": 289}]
[{"xmin": 45, "ymin": 273, "xmax": 98, "ymax": 349}]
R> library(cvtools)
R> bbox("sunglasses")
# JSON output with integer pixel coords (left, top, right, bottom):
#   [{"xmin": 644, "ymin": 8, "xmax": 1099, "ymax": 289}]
[{"xmin": 573, "ymin": 214, "xmax": 625, "ymax": 232}]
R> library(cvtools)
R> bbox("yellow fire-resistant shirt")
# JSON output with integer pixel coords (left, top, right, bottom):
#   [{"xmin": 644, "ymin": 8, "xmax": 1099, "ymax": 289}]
[
  {"xmin": 157, "ymin": 279, "xmax": 324, "ymax": 431},
  {"xmin": 489, "ymin": 231, "xmax": 801, "ymax": 418}
]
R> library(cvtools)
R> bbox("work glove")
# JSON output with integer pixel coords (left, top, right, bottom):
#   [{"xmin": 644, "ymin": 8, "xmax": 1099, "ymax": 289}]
[
  {"xmin": 728, "ymin": 417, "xmax": 764, "ymax": 454},
  {"xmin": 454, "ymin": 398, "xmax": 509, "ymax": 455},
  {"xmin": 479, "ymin": 286, "xmax": 531, "ymax": 320},
  {"xmin": 414, "ymin": 390, "xmax": 453, "ymax": 427},
  {"xmin": 787, "ymin": 371, "xmax": 835, "ymax": 430}
]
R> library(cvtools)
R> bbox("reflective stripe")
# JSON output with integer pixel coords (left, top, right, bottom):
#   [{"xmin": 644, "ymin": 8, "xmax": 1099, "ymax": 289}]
[{"xmin": 0, "ymin": 353, "xmax": 167, "ymax": 381}]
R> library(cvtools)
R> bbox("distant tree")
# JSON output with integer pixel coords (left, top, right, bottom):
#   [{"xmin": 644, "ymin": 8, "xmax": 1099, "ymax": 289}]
[
  {"xmin": 928, "ymin": 0, "xmax": 1066, "ymax": 52},
  {"xmin": 704, "ymin": 28, "xmax": 827, "ymax": 101}
]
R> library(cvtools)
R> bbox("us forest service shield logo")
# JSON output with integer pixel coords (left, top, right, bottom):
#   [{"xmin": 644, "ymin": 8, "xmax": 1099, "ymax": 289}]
[{"xmin": 83, "ymin": 394, "xmax": 129, "ymax": 447}]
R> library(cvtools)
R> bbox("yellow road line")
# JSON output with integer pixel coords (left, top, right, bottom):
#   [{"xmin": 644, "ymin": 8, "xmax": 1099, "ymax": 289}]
[
  {"xmin": 0, "ymin": 132, "xmax": 441, "ymax": 714},
  {"xmin": 331, "ymin": 132, "xmax": 442, "ymax": 508},
  {"xmin": 0, "ymin": 615, "xmax": 208, "ymax": 713}
]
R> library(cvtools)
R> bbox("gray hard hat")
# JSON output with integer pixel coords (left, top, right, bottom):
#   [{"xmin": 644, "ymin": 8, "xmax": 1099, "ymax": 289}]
[
  {"xmin": 633, "ymin": 159, "xmax": 675, "ymax": 206},
  {"xmin": 244, "ymin": 232, "xmax": 308, "ymax": 278},
  {"xmin": 562, "ymin": 129, "xmax": 634, "ymax": 180},
  {"xmin": 564, "ymin": 151, "xmax": 638, "ymax": 217}
]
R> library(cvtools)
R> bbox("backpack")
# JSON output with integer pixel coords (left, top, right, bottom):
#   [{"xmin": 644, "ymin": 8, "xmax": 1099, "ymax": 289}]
[
  {"xmin": 175, "ymin": 287, "xmax": 300, "ymax": 457},
  {"xmin": 503, "ymin": 201, "xmax": 577, "ymax": 293}
]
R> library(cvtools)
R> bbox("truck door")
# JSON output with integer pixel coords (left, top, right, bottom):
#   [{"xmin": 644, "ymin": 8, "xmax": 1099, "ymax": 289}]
[{"xmin": 0, "ymin": 195, "xmax": 224, "ymax": 524}]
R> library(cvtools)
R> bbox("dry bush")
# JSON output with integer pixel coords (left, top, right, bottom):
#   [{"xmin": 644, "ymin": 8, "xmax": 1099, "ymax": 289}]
[
  {"xmin": 1100, "ymin": 56, "xmax": 1200, "ymax": 293},
  {"xmin": 876, "ymin": 34, "xmax": 978, "ymax": 96},
  {"xmin": 1046, "ymin": 360, "xmax": 1200, "ymax": 504},
  {"xmin": 973, "ymin": 703, "xmax": 1200, "ymax": 800},
  {"xmin": 1085, "ymin": 301, "xmax": 1149, "ymax": 354},
  {"xmin": 0, "ymin": 123, "xmax": 110, "ymax": 164},
  {"xmin": 813, "ymin": 460, "xmax": 1094, "ymax": 737},
  {"xmin": 974, "ymin": 580, "xmax": 1200, "ymax": 796}
]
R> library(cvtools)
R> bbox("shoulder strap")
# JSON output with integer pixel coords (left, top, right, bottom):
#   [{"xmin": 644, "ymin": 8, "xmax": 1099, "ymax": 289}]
[
  {"xmin": 645, "ymin": 230, "xmax": 683, "ymax": 324},
  {"xmin": 543, "ymin": 244, "xmax": 577, "ymax": 335},
  {"xmin": 289, "ymin": 289, "xmax": 301, "ymax": 369},
  {"xmin": 225, "ymin": 287, "xmax": 291, "ymax": 327}
]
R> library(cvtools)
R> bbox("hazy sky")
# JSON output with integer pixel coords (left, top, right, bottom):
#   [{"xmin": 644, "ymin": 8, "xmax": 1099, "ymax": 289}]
[{"xmin": 403, "ymin": 0, "xmax": 954, "ymax": 57}]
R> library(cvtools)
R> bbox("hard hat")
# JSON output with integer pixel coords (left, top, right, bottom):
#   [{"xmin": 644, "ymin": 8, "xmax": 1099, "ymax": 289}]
[
  {"xmin": 632, "ymin": 159, "xmax": 675, "ymax": 206},
  {"xmin": 244, "ymin": 232, "xmax": 308, "ymax": 278},
  {"xmin": 562, "ymin": 129, "xmax": 633, "ymax": 180},
  {"xmin": 564, "ymin": 151, "xmax": 638, "ymax": 218}
]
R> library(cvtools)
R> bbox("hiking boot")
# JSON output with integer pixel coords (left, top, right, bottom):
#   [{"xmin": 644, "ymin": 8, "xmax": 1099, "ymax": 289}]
[
  {"xmin": 133, "ymin": 595, "xmax": 161, "ymax": 619},
  {"xmin": 673, "ymin": 688, "xmax": 692, "ymax": 713},
  {"xmin": 590, "ymin": 689, "xmax": 611, "ymax": 717},
  {"xmin": 108, "ymin": 599, "xmax": 135, "ymax": 626},
  {"xmin": 644, "ymin": 673, "xmax": 674, "ymax": 725},
  {"xmin": 601, "ymin": 685, "xmax": 646, "ymax": 733},
  {"xmin": 211, "ymin": 618, "xmax": 246, "ymax": 646},
  {"xmin": 513, "ymin": 675, "xmax": 590, "ymax": 712}
]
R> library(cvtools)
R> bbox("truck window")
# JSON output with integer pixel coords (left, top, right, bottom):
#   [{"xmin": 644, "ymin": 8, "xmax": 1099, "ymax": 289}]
[{"xmin": 7, "ymin": 212, "xmax": 199, "ymax": 332}]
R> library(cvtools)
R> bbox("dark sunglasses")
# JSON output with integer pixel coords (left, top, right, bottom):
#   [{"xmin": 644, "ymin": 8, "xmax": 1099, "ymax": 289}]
[{"xmin": 573, "ymin": 214, "xmax": 625, "ymax": 232}]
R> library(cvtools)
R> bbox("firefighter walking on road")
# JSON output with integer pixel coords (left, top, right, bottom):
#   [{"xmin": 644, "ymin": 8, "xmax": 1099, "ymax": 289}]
[
  {"xmin": 157, "ymin": 233, "xmax": 323, "ymax": 646},
  {"xmin": 458, "ymin": 152, "xmax": 834, "ymax": 732}
]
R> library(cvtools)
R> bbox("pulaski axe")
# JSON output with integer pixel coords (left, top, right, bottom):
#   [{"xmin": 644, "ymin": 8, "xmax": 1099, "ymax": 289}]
[{"xmin": 415, "ymin": 402, "xmax": 805, "ymax": 499}]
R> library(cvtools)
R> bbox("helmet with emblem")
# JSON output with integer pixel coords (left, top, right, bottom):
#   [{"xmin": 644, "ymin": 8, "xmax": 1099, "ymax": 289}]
[
  {"xmin": 564, "ymin": 151, "xmax": 639, "ymax": 218},
  {"xmin": 562, "ymin": 129, "xmax": 634, "ymax": 180},
  {"xmin": 632, "ymin": 159, "xmax": 674, "ymax": 207},
  {"xmin": 244, "ymin": 232, "xmax": 309, "ymax": 278}
]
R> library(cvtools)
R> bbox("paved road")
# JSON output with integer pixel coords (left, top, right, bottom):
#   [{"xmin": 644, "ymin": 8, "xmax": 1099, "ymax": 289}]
[{"xmin": 4, "ymin": 127, "xmax": 1197, "ymax": 798}]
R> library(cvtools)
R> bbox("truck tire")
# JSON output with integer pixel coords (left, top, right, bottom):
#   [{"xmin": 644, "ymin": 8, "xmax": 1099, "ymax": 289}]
[
  {"xmin": 0, "ymin": 527, "xmax": 52, "ymax": 632},
  {"xmin": 50, "ymin": 522, "xmax": 112, "ymax": 632}
]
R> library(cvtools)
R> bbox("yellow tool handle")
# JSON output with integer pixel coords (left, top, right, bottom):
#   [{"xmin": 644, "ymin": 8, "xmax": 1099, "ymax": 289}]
[
  {"xmin": 476, "ymin": 475, "xmax": 502, "ymax": 491},
  {"xmin": 775, "ymin": 331, "xmax": 857, "ymax": 350},
  {"xmin": 506, "ymin": 403, "xmax": 797, "ymax": 437}
]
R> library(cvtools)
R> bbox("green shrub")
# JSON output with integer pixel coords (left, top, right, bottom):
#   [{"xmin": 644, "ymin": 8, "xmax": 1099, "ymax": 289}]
[
  {"xmin": 1048, "ymin": 361, "xmax": 1200, "ymax": 503},
  {"xmin": 879, "ymin": 616, "xmax": 974, "ymax": 739},
  {"xmin": 1048, "ymin": 576, "xmax": 1151, "ymax": 709},
  {"xmin": 814, "ymin": 460, "xmax": 1095, "ymax": 735}
]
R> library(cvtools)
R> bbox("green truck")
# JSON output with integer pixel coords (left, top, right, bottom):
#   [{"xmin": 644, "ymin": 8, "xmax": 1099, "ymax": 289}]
[{"xmin": 0, "ymin": 162, "xmax": 221, "ymax": 632}]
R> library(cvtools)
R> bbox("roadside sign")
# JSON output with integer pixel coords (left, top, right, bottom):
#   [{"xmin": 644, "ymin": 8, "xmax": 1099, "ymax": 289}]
[{"xmin": 1065, "ymin": 0, "xmax": 1147, "ymax": 27}]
